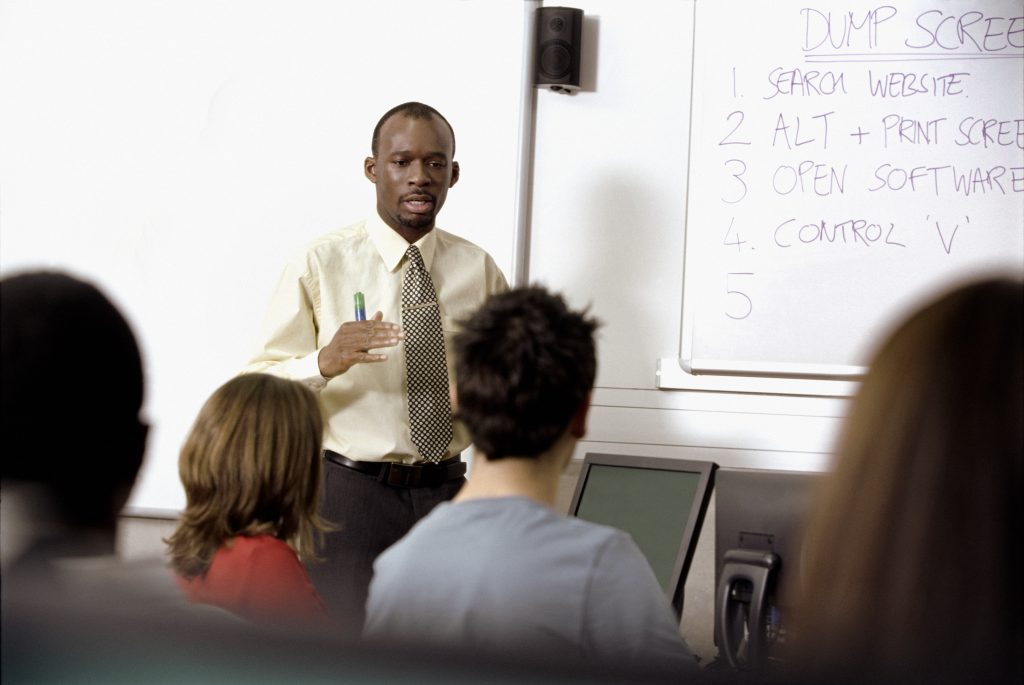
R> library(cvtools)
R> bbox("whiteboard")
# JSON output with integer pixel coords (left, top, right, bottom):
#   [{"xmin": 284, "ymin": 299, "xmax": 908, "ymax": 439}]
[
  {"xmin": 680, "ymin": 0, "xmax": 1024, "ymax": 379},
  {"xmin": 0, "ymin": 0, "xmax": 528, "ymax": 514}
]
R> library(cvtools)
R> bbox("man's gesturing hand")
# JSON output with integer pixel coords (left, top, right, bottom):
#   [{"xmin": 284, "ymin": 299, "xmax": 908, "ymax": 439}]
[{"xmin": 317, "ymin": 311, "xmax": 404, "ymax": 378}]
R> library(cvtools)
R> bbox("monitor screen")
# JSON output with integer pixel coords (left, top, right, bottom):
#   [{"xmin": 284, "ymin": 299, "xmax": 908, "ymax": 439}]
[
  {"xmin": 568, "ymin": 453, "xmax": 716, "ymax": 616},
  {"xmin": 713, "ymin": 467, "xmax": 821, "ymax": 670}
]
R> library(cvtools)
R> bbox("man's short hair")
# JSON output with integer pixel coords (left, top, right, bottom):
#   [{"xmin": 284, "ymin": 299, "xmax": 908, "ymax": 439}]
[
  {"xmin": 454, "ymin": 286, "xmax": 598, "ymax": 459},
  {"xmin": 370, "ymin": 101, "xmax": 456, "ymax": 157},
  {"xmin": 1, "ymin": 271, "xmax": 146, "ymax": 524}
]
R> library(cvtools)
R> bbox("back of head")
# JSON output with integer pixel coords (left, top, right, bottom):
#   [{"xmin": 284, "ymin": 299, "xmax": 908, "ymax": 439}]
[
  {"xmin": 453, "ymin": 286, "xmax": 598, "ymax": 459},
  {"xmin": 789, "ymin": 276, "xmax": 1023, "ymax": 684},
  {"xmin": 1, "ymin": 271, "xmax": 146, "ymax": 528},
  {"xmin": 167, "ymin": 373, "xmax": 326, "ymax": 578}
]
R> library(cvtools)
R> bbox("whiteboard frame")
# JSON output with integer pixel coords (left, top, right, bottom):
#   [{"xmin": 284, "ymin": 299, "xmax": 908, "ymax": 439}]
[
  {"xmin": 657, "ymin": 357, "xmax": 860, "ymax": 397},
  {"xmin": 664, "ymin": 0, "xmax": 1022, "ymax": 396}
]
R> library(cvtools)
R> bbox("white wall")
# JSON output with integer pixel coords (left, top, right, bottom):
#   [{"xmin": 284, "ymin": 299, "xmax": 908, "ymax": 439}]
[{"xmin": 0, "ymin": 0, "xmax": 528, "ymax": 513}]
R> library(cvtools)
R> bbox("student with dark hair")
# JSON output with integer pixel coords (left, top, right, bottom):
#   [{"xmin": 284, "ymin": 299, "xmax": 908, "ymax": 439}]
[
  {"xmin": 246, "ymin": 101, "xmax": 508, "ymax": 629},
  {"xmin": 1, "ymin": 271, "xmax": 150, "ymax": 596},
  {"xmin": 364, "ymin": 286, "xmax": 697, "ymax": 678},
  {"xmin": 787, "ymin": 276, "xmax": 1023, "ymax": 685},
  {"xmin": 1, "ymin": 271, "xmax": 146, "ymax": 546},
  {"xmin": 167, "ymin": 373, "xmax": 331, "ymax": 628},
  {"xmin": 1, "ymin": 270, "xmax": 235, "ymax": 641}
]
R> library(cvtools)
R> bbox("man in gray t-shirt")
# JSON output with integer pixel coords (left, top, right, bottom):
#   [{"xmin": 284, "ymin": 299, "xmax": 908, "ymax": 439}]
[{"xmin": 363, "ymin": 287, "xmax": 696, "ymax": 678}]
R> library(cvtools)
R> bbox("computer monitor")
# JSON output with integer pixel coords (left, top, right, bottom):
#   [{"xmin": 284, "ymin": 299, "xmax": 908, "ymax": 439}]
[
  {"xmin": 568, "ymin": 453, "xmax": 717, "ymax": 617},
  {"xmin": 713, "ymin": 467, "xmax": 821, "ymax": 671}
]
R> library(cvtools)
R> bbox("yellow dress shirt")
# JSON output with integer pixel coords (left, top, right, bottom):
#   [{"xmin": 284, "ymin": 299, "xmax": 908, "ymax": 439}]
[{"xmin": 245, "ymin": 213, "xmax": 508, "ymax": 463}]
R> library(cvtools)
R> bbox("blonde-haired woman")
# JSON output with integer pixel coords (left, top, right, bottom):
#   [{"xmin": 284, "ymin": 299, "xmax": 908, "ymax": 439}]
[
  {"xmin": 167, "ymin": 373, "xmax": 332, "ymax": 627},
  {"xmin": 788, "ymin": 277, "xmax": 1023, "ymax": 684}
]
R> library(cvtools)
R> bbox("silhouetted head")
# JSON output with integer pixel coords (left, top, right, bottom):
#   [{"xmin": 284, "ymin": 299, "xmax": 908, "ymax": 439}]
[{"xmin": 1, "ymin": 271, "xmax": 147, "ymax": 528}]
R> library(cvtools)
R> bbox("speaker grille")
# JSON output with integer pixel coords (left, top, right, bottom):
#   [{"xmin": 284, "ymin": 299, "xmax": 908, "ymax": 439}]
[
  {"xmin": 539, "ymin": 41, "xmax": 572, "ymax": 79},
  {"xmin": 534, "ymin": 6, "xmax": 583, "ymax": 91}
]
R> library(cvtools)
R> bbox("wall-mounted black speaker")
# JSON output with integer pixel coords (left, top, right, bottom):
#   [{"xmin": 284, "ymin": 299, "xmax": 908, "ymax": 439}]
[{"xmin": 534, "ymin": 7, "xmax": 583, "ymax": 93}]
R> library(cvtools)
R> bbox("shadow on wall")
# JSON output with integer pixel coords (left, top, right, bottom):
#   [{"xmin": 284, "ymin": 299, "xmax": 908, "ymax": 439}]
[
  {"xmin": 581, "ymin": 14, "xmax": 600, "ymax": 92},
  {"xmin": 565, "ymin": 175, "xmax": 675, "ymax": 386}
]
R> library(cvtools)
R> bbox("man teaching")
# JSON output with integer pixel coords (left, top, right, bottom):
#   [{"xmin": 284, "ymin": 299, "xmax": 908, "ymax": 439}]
[{"xmin": 245, "ymin": 102, "xmax": 508, "ymax": 631}]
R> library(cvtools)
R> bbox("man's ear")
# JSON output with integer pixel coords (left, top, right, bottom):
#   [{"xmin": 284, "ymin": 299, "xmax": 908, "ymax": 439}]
[
  {"xmin": 449, "ymin": 160, "xmax": 460, "ymax": 188},
  {"xmin": 364, "ymin": 156, "xmax": 378, "ymax": 183},
  {"xmin": 568, "ymin": 393, "xmax": 592, "ymax": 440}
]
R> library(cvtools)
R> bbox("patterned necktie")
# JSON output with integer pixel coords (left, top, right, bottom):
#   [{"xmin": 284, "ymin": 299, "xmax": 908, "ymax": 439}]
[{"xmin": 401, "ymin": 245, "xmax": 453, "ymax": 463}]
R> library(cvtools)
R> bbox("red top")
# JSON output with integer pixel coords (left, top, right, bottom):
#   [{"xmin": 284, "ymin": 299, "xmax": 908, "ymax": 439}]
[{"xmin": 177, "ymin": 534, "xmax": 330, "ymax": 626}]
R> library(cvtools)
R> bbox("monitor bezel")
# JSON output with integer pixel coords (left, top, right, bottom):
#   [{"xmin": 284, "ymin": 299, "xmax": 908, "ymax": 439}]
[{"xmin": 567, "ymin": 452, "xmax": 717, "ymax": 617}]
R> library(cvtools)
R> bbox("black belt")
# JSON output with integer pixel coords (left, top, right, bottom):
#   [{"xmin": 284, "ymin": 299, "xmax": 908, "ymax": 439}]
[{"xmin": 324, "ymin": 450, "xmax": 466, "ymax": 488}]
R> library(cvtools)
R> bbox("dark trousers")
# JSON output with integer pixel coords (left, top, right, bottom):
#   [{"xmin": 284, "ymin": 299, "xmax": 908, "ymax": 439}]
[{"xmin": 305, "ymin": 457, "xmax": 464, "ymax": 636}]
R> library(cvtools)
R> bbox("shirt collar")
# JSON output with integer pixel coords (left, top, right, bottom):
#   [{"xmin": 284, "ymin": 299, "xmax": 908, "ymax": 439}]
[{"xmin": 367, "ymin": 212, "xmax": 439, "ymax": 273}]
